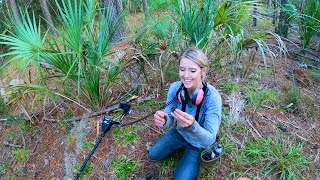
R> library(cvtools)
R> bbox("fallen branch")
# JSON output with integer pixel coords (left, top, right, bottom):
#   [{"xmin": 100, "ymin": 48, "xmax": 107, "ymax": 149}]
[
  {"xmin": 288, "ymin": 50, "xmax": 320, "ymax": 64},
  {"xmin": 45, "ymin": 96, "xmax": 138, "ymax": 123},
  {"xmin": 19, "ymin": 102, "xmax": 33, "ymax": 124},
  {"xmin": 315, "ymin": 149, "xmax": 319, "ymax": 163},
  {"xmin": 283, "ymin": 116, "xmax": 318, "ymax": 141},
  {"xmin": 245, "ymin": 116, "xmax": 263, "ymax": 138},
  {"xmin": 139, "ymin": 120, "xmax": 163, "ymax": 135},
  {"xmin": 43, "ymin": 118, "xmax": 60, "ymax": 122},
  {"xmin": 293, "ymin": 132, "xmax": 317, "ymax": 146},
  {"xmin": 227, "ymin": 133, "xmax": 244, "ymax": 148},
  {"xmin": 64, "ymin": 104, "xmax": 121, "ymax": 123},
  {"xmin": 281, "ymin": 118, "xmax": 301, "ymax": 130},
  {"xmin": 2, "ymin": 28, "xmax": 8, "ymax": 35},
  {"xmin": 32, "ymin": 139, "xmax": 41, "ymax": 153},
  {"xmin": 261, "ymin": 104, "xmax": 275, "ymax": 110},
  {"xmin": 4, "ymin": 141, "xmax": 22, "ymax": 148},
  {"xmin": 264, "ymin": 114, "xmax": 318, "ymax": 146}
]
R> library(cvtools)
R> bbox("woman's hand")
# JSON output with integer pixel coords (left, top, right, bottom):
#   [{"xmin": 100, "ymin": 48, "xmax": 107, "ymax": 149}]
[
  {"xmin": 171, "ymin": 108, "xmax": 195, "ymax": 128},
  {"xmin": 154, "ymin": 110, "xmax": 168, "ymax": 127}
]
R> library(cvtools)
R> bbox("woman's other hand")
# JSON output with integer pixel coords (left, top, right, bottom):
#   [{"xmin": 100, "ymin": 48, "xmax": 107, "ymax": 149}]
[
  {"xmin": 154, "ymin": 110, "xmax": 168, "ymax": 127},
  {"xmin": 171, "ymin": 108, "xmax": 195, "ymax": 128}
]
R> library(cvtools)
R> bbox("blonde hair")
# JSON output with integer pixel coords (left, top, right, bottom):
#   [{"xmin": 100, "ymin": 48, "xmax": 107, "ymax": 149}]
[{"xmin": 180, "ymin": 48, "xmax": 209, "ymax": 81}]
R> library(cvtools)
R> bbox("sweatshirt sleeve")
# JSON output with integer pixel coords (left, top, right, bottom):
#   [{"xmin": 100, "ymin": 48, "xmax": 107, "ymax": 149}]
[{"xmin": 176, "ymin": 86, "xmax": 222, "ymax": 148}]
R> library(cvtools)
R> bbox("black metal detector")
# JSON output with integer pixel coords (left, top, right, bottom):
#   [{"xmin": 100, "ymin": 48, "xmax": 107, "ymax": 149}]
[
  {"xmin": 73, "ymin": 99, "xmax": 176, "ymax": 179},
  {"xmin": 74, "ymin": 103, "xmax": 132, "ymax": 180}
]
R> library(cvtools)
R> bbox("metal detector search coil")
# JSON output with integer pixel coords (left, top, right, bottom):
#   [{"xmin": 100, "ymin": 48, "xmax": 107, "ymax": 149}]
[{"xmin": 200, "ymin": 143, "xmax": 224, "ymax": 166}]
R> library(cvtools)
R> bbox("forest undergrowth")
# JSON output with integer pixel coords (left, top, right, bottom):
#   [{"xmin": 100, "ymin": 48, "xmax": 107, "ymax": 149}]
[{"xmin": 0, "ymin": 0, "xmax": 319, "ymax": 179}]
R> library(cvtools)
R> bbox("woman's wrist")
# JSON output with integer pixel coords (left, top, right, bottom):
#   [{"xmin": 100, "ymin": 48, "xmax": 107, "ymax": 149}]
[{"xmin": 190, "ymin": 117, "xmax": 195, "ymax": 126}]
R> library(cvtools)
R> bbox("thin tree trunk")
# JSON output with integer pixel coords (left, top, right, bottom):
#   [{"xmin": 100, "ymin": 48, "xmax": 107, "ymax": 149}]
[
  {"xmin": 8, "ymin": 0, "xmax": 22, "ymax": 23},
  {"xmin": 115, "ymin": 0, "xmax": 124, "ymax": 40},
  {"xmin": 142, "ymin": 0, "xmax": 150, "ymax": 19},
  {"xmin": 39, "ymin": 0, "xmax": 58, "ymax": 37},
  {"xmin": 272, "ymin": 0, "xmax": 278, "ymax": 25},
  {"xmin": 276, "ymin": 0, "xmax": 289, "ymax": 37},
  {"xmin": 115, "ymin": 0, "xmax": 123, "ymax": 15},
  {"xmin": 0, "ymin": 50, "xmax": 4, "ymax": 66},
  {"xmin": 104, "ymin": 0, "xmax": 124, "ymax": 41},
  {"xmin": 252, "ymin": 3, "xmax": 257, "ymax": 27},
  {"xmin": 267, "ymin": 0, "xmax": 272, "ymax": 8},
  {"xmin": 317, "ymin": 32, "xmax": 320, "ymax": 51}
]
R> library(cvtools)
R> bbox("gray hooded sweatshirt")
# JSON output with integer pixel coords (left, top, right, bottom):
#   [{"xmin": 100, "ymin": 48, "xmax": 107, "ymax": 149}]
[{"xmin": 162, "ymin": 81, "xmax": 222, "ymax": 149}]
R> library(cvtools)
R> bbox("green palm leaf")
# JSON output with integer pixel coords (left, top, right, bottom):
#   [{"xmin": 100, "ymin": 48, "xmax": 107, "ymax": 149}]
[
  {"xmin": 1, "ymin": 0, "xmax": 124, "ymax": 110},
  {"xmin": 0, "ymin": 9, "xmax": 46, "ymax": 73}
]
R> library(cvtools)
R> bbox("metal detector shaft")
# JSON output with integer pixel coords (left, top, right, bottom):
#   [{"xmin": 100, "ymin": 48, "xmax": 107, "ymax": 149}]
[
  {"xmin": 74, "ymin": 130, "xmax": 107, "ymax": 180},
  {"xmin": 74, "ymin": 104, "xmax": 131, "ymax": 179},
  {"xmin": 74, "ymin": 118, "xmax": 117, "ymax": 180}
]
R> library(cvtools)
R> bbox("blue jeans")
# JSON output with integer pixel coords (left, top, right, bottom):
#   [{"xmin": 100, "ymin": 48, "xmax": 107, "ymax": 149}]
[{"xmin": 149, "ymin": 128, "xmax": 201, "ymax": 180}]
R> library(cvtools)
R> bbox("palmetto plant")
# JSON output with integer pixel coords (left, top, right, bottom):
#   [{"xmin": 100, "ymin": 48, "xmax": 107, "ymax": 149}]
[
  {"xmin": 295, "ymin": 0, "xmax": 320, "ymax": 48},
  {"xmin": 281, "ymin": 0, "xmax": 320, "ymax": 48},
  {"xmin": 173, "ymin": 0, "xmax": 216, "ymax": 48},
  {"xmin": 173, "ymin": 0, "xmax": 287, "ymax": 72},
  {"xmin": 0, "ymin": 0, "xmax": 124, "ymax": 111}
]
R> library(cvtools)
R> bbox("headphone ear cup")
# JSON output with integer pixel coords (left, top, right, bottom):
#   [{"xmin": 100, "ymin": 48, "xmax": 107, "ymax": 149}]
[
  {"xmin": 178, "ymin": 89, "xmax": 186, "ymax": 104},
  {"xmin": 192, "ymin": 88, "xmax": 204, "ymax": 105}
]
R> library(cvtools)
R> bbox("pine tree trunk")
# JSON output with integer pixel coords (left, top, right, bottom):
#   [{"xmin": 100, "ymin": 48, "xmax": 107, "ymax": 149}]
[
  {"xmin": 0, "ymin": 50, "xmax": 4, "ymax": 66},
  {"xmin": 267, "ymin": 0, "xmax": 272, "ymax": 8},
  {"xmin": 114, "ymin": 0, "xmax": 124, "ymax": 41},
  {"xmin": 115, "ymin": 0, "xmax": 123, "ymax": 15},
  {"xmin": 39, "ymin": 0, "xmax": 58, "ymax": 37},
  {"xmin": 8, "ymin": 0, "xmax": 22, "ymax": 23},
  {"xmin": 252, "ymin": 3, "xmax": 257, "ymax": 27},
  {"xmin": 272, "ymin": 0, "xmax": 278, "ymax": 25},
  {"xmin": 276, "ymin": 0, "xmax": 289, "ymax": 37},
  {"xmin": 142, "ymin": 0, "xmax": 150, "ymax": 19},
  {"xmin": 104, "ymin": 0, "xmax": 124, "ymax": 41}
]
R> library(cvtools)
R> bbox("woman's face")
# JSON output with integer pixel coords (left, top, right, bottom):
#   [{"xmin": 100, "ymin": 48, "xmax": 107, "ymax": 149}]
[{"xmin": 179, "ymin": 57, "xmax": 204, "ymax": 92}]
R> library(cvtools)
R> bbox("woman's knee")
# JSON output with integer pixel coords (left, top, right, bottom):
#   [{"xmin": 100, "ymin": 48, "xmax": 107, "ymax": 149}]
[
  {"xmin": 148, "ymin": 146, "xmax": 163, "ymax": 161},
  {"xmin": 174, "ymin": 167, "xmax": 198, "ymax": 180}
]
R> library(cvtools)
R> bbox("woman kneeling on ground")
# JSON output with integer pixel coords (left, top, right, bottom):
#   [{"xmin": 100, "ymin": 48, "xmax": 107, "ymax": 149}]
[{"xmin": 149, "ymin": 48, "xmax": 222, "ymax": 180}]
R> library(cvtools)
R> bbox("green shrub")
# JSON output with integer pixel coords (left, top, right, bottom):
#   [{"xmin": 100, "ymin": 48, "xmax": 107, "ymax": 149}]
[
  {"xmin": 172, "ymin": 0, "xmax": 216, "ymax": 48},
  {"xmin": 246, "ymin": 87, "xmax": 281, "ymax": 110},
  {"xmin": 149, "ymin": 0, "xmax": 171, "ymax": 12},
  {"xmin": 221, "ymin": 81, "xmax": 241, "ymax": 94},
  {"xmin": 243, "ymin": 137, "xmax": 312, "ymax": 179},
  {"xmin": 286, "ymin": 74, "xmax": 299, "ymax": 106},
  {"xmin": 84, "ymin": 140, "xmax": 95, "ymax": 151},
  {"xmin": 112, "ymin": 155, "xmax": 139, "ymax": 180},
  {"xmin": 112, "ymin": 126, "xmax": 142, "ymax": 146},
  {"xmin": 0, "ymin": 163, "xmax": 9, "ymax": 173},
  {"xmin": 310, "ymin": 69, "xmax": 320, "ymax": 84},
  {"xmin": 75, "ymin": 162, "xmax": 93, "ymax": 179},
  {"xmin": 12, "ymin": 147, "xmax": 29, "ymax": 163},
  {"xmin": 157, "ymin": 157, "xmax": 179, "ymax": 177},
  {"xmin": 0, "ymin": 98, "xmax": 7, "ymax": 115},
  {"xmin": 124, "ymin": 0, "xmax": 143, "ymax": 13}
]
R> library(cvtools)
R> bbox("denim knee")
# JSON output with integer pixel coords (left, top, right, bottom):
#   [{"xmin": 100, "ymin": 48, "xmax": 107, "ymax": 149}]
[
  {"xmin": 148, "ymin": 146, "xmax": 163, "ymax": 161},
  {"xmin": 174, "ymin": 167, "xmax": 198, "ymax": 180}
]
